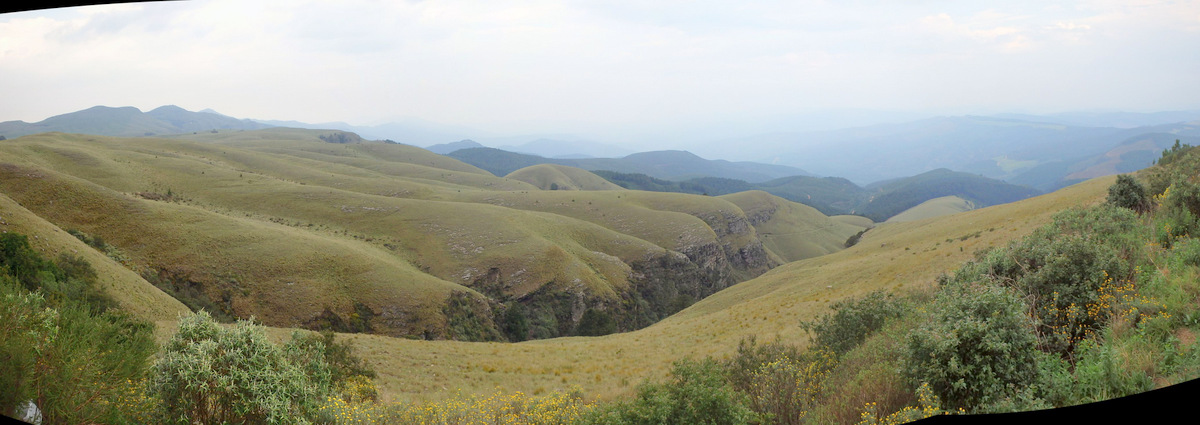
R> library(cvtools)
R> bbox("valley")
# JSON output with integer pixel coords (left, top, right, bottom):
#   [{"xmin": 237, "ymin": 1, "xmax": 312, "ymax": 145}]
[
  {"xmin": 3, "ymin": 107, "xmax": 1198, "ymax": 423},
  {"xmin": 0, "ymin": 122, "xmax": 1117, "ymax": 404},
  {"xmin": 0, "ymin": 129, "xmax": 864, "ymax": 342}
]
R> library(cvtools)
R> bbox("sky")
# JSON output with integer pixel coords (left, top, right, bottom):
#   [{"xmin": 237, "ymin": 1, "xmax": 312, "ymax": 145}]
[{"xmin": 2, "ymin": 0, "xmax": 1199, "ymax": 148}]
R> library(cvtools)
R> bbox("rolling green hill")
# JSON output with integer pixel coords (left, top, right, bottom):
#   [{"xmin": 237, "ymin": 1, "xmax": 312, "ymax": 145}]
[
  {"xmin": 505, "ymin": 164, "xmax": 625, "ymax": 191},
  {"xmin": 331, "ymin": 174, "xmax": 1117, "ymax": 403},
  {"xmin": 9, "ymin": 126, "xmax": 1191, "ymax": 418},
  {"xmin": 884, "ymin": 195, "xmax": 975, "ymax": 223},
  {"xmin": 591, "ymin": 168, "xmax": 1039, "ymax": 223},
  {"xmin": 0, "ymin": 129, "xmax": 856, "ymax": 343},
  {"xmin": 854, "ymin": 168, "xmax": 1040, "ymax": 222}
]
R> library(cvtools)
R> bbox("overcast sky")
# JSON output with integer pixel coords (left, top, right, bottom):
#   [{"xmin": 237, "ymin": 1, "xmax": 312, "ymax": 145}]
[{"xmin": 2, "ymin": 0, "xmax": 1199, "ymax": 147}]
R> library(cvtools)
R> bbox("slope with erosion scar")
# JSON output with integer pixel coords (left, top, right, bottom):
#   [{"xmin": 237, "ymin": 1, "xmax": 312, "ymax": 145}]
[
  {"xmin": 323, "ymin": 176, "xmax": 1114, "ymax": 403},
  {"xmin": 0, "ymin": 130, "xmax": 849, "ymax": 340},
  {"xmin": 0, "ymin": 133, "xmax": 673, "ymax": 338},
  {"xmin": 719, "ymin": 190, "xmax": 869, "ymax": 263}
]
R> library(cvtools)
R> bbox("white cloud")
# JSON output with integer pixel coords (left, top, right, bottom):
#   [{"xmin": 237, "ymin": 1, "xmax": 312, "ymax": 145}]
[{"xmin": 0, "ymin": 0, "xmax": 1197, "ymax": 139}]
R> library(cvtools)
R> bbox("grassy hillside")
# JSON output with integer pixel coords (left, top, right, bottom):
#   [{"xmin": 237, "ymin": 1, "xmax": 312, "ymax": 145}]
[
  {"xmin": 329, "ymin": 176, "xmax": 1113, "ymax": 403},
  {"xmin": 505, "ymin": 164, "xmax": 625, "ymax": 191},
  {"xmin": 595, "ymin": 168, "xmax": 1037, "ymax": 224},
  {"xmin": 0, "ymin": 129, "xmax": 855, "ymax": 343},
  {"xmin": 884, "ymin": 195, "xmax": 975, "ymax": 223},
  {"xmin": 854, "ymin": 168, "xmax": 1040, "ymax": 221},
  {"xmin": 0, "ymin": 191, "xmax": 188, "ymax": 321},
  {"xmin": 720, "ymin": 191, "xmax": 868, "ymax": 263},
  {"xmin": 11, "ymin": 127, "xmax": 1188, "ymax": 422}
]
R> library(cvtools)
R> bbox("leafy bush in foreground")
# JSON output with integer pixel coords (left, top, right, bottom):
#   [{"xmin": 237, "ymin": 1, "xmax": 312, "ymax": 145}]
[
  {"xmin": 903, "ymin": 283, "xmax": 1042, "ymax": 412},
  {"xmin": 0, "ymin": 236, "xmax": 155, "ymax": 425},
  {"xmin": 584, "ymin": 358, "xmax": 759, "ymax": 425},
  {"xmin": 150, "ymin": 311, "xmax": 330, "ymax": 425}
]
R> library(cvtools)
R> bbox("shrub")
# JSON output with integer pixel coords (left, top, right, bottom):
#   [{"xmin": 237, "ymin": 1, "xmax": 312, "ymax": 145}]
[
  {"xmin": 723, "ymin": 336, "xmax": 804, "ymax": 395},
  {"xmin": 443, "ymin": 291, "xmax": 503, "ymax": 341},
  {"xmin": 0, "ymin": 233, "xmax": 49, "ymax": 291},
  {"xmin": 1154, "ymin": 182, "xmax": 1200, "ymax": 247},
  {"xmin": 801, "ymin": 290, "xmax": 906, "ymax": 356},
  {"xmin": 1106, "ymin": 174, "xmax": 1151, "ymax": 213},
  {"xmin": 943, "ymin": 206, "xmax": 1142, "ymax": 357},
  {"xmin": 903, "ymin": 283, "xmax": 1043, "ymax": 412},
  {"xmin": 577, "ymin": 308, "xmax": 618, "ymax": 336},
  {"xmin": 150, "ymin": 311, "xmax": 329, "ymax": 425},
  {"xmin": 744, "ymin": 350, "xmax": 836, "ymax": 425},
  {"xmin": 0, "ymin": 276, "xmax": 156, "ymax": 424},
  {"xmin": 807, "ymin": 311, "xmax": 924, "ymax": 425},
  {"xmin": 584, "ymin": 358, "xmax": 759, "ymax": 425},
  {"xmin": 500, "ymin": 302, "xmax": 530, "ymax": 342},
  {"xmin": 854, "ymin": 383, "xmax": 962, "ymax": 425},
  {"xmin": 288, "ymin": 330, "xmax": 378, "ymax": 401}
]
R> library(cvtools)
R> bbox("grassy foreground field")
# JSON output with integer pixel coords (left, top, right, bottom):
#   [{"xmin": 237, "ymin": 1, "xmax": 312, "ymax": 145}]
[{"xmin": 326, "ymin": 176, "xmax": 1114, "ymax": 403}]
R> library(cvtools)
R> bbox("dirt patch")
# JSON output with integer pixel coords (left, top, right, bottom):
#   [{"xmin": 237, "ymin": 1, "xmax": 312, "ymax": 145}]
[{"xmin": 1176, "ymin": 327, "xmax": 1196, "ymax": 347}]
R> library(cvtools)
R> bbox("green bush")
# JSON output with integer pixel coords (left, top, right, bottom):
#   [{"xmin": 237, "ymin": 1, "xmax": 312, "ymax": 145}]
[
  {"xmin": 942, "ymin": 206, "xmax": 1141, "ymax": 357},
  {"xmin": 1106, "ymin": 174, "xmax": 1150, "ymax": 213},
  {"xmin": 150, "ymin": 311, "xmax": 330, "ymax": 425},
  {"xmin": 745, "ymin": 350, "xmax": 836, "ymax": 425},
  {"xmin": 577, "ymin": 308, "xmax": 618, "ymax": 336},
  {"xmin": 723, "ymin": 336, "xmax": 804, "ymax": 395},
  {"xmin": 903, "ymin": 283, "xmax": 1043, "ymax": 412},
  {"xmin": 1045, "ymin": 338, "xmax": 1155, "ymax": 406},
  {"xmin": 500, "ymin": 302, "xmax": 530, "ymax": 342},
  {"xmin": 801, "ymin": 290, "xmax": 906, "ymax": 356},
  {"xmin": 584, "ymin": 358, "xmax": 759, "ymax": 425},
  {"xmin": 1154, "ymin": 182, "xmax": 1200, "ymax": 247},
  {"xmin": 720, "ymin": 336, "xmax": 833, "ymax": 424},
  {"xmin": 288, "ymin": 330, "xmax": 377, "ymax": 399},
  {"xmin": 0, "ymin": 233, "xmax": 50, "ymax": 291},
  {"xmin": 0, "ymin": 276, "xmax": 156, "ymax": 424},
  {"xmin": 443, "ymin": 291, "xmax": 503, "ymax": 341}
]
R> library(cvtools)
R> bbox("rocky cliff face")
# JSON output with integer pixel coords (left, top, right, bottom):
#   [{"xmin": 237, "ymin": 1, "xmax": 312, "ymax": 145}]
[{"xmin": 448, "ymin": 208, "xmax": 779, "ymax": 342}]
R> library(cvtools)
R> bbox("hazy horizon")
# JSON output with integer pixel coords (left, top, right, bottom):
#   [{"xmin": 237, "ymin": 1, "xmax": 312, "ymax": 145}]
[{"xmin": 3, "ymin": 0, "xmax": 1199, "ymax": 152}]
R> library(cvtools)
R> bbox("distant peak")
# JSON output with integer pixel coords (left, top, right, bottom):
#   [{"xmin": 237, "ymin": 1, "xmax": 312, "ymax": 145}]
[
  {"xmin": 83, "ymin": 105, "xmax": 142, "ymax": 113},
  {"xmin": 148, "ymin": 105, "xmax": 190, "ymax": 115},
  {"xmin": 198, "ymin": 108, "xmax": 231, "ymax": 117}
]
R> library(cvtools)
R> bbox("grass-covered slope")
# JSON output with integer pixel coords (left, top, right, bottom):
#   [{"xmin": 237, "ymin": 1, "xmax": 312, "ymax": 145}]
[
  {"xmin": 0, "ymin": 129, "xmax": 855, "ymax": 342},
  {"xmin": 720, "ymin": 191, "xmax": 868, "ymax": 263},
  {"xmin": 0, "ymin": 191, "xmax": 188, "ymax": 322},
  {"xmin": 336, "ymin": 175, "xmax": 1114, "ymax": 403},
  {"xmin": 884, "ymin": 195, "xmax": 976, "ymax": 223},
  {"xmin": 505, "ymin": 164, "xmax": 625, "ymax": 191},
  {"xmin": 855, "ymin": 168, "xmax": 1040, "ymax": 222}
]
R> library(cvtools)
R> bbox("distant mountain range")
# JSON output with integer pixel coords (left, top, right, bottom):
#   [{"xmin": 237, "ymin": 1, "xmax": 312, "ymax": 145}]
[
  {"xmin": 5, "ymin": 104, "xmax": 1195, "ymax": 199},
  {"xmin": 426, "ymin": 139, "xmax": 486, "ymax": 155},
  {"xmin": 0, "ymin": 105, "xmax": 270, "ymax": 138},
  {"xmin": 448, "ymin": 147, "xmax": 813, "ymax": 183},
  {"xmin": 591, "ymin": 167, "xmax": 1040, "ymax": 221},
  {"xmin": 702, "ymin": 113, "xmax": 1200, "ymax": 191}
]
